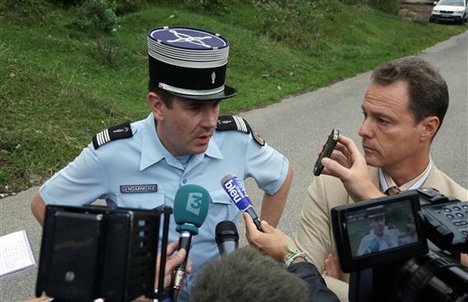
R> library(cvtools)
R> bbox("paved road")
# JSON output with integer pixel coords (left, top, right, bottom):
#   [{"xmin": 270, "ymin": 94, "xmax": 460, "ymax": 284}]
[
  {"xmin": 1, "ymin": 31, "xmax": 467, "ymax": 301},
  {"xmin": 241, "ymin": 30, "xmax": 468, "ymax": 238}
]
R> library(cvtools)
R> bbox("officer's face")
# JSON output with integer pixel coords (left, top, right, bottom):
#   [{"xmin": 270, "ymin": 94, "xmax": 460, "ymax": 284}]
[
  {"xmin": 153, "ymin": 95, "xmax": 220, "ymax": 155},
  {"xmin": 369, "ymin": 215, "xmax": 385, "ymax": 236},
  {"xmin": 358, "ymin": 80, "xmax": 429, "ymax": 175}
]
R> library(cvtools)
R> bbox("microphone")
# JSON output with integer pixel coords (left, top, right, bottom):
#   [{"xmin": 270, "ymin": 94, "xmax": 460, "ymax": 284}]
[
  {"xmin": 220, "ymin": 175, "xmax": 263, "ymax": 231},
  {"xmin": 215, "ymin": 221, "xmax": 239, "ymax": 256},
  {"xmin": 172, "ymin": 184, "xmax": 210, "ymax": 301}
]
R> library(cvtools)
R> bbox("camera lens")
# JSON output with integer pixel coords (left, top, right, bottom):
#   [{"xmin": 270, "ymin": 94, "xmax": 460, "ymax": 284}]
[{"xmin": 395, "ymin": 251, "xmax": 468, "ymax": 302}]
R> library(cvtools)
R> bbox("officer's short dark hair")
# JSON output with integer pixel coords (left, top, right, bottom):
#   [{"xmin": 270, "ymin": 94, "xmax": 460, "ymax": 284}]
[
  {"xmin": 148, "ymin": 81, "xmax": 175, "ymax": 108},
  {"xmin": 191, "ymin": 246, "xmax": 310, "ymax": 302}
]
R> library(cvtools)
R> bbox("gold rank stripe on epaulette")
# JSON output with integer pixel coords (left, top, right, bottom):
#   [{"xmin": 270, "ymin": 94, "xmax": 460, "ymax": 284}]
[
  {"xmin": 92, "ymin": 122, "xmax": 133, "ymax": 150},
  {"xmin": 216, "ymin": 115, "xmax": 265, "ymax": 146}
]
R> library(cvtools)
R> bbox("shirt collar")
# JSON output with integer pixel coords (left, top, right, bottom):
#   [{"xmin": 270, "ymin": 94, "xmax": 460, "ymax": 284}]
[
  {"xmin": 140, "ymin": 113, "xmax": 223, "ymax": 170},
  {"xmin": 140, "ymin": 113, "xmax": 165, "ymax": 170},
  {"xmin": 204, "ymin": 138, "xmax": 223, "ymax": 159},
  {"xmin": 379, "ymin": 158, "xmax": 433, "ymax": 192}
]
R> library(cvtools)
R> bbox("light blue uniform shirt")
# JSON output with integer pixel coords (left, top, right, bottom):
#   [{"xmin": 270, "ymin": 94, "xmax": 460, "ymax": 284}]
[
  {"xmin": 40, "ymin": 113, "xmax": 289, "ymax": 301},
  {"xmin": 356, "ymin": 226, "xmax": 399, "ymax": 256}
]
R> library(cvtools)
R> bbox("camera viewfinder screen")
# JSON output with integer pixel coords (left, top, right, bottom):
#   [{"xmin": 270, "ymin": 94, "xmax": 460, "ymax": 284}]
[{"xmin": 345, "ymin": 199, "xmax": 419, "ymax": 259}]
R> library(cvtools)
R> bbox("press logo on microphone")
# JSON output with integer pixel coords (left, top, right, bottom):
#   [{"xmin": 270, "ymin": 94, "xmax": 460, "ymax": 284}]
[
  {"xmin": 186, "ymin": 192, "xmax": 202, "ymax": 215},
  {"xmin": 221, "ymin": 175, "xmax": 262, "ymax": 231},
  {"xmin": 222, "ymin": 178, "xmax": 244, "ymax": 204},
  {"xmin": 221, "ymin": 176, "xmax": 252, "ymax": 211}
]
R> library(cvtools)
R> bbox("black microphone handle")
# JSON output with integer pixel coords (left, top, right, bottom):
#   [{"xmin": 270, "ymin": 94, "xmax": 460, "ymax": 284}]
[
  {"xmin": 217, "ymin": 239, "xmax": 239, "ymax": 256},
  {"xmin": 245, "ymin": 207, "xmax": 263, "ymax": 231},
  {"xmin": 178, "ymin": 231, "xmax": 191, "ymax": 269},
  {"xmin": 172, "ymin": 231, "xmax": 192, "ymax": 301}
]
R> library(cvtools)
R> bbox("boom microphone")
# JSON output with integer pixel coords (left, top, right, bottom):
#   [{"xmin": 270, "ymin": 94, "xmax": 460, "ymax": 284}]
[
  {"xmin": 220, "ymin": 175, "xmax": 262, "ymax": 231},
  {"xmin": 215, "ymin": 221, "xmax": 239, "ymax": 256},
  {"xmin": 172, "ymin": 184, "xmax": 210, "ymax": 301}
]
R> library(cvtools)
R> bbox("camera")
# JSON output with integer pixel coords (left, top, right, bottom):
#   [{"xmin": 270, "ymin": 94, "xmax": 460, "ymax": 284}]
[
  {"xmin": 331, "ymin": 188, "xmax": 468, "ymax": 302},
  {"xmin": 35, "ymin": 204, "xmax": 173, "ymax": 302}
]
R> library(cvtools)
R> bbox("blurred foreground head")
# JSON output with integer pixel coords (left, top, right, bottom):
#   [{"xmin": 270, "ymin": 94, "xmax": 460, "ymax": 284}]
[{"xmin": 191, "ymin": 246, "xmax": 310, "ymax": 302}]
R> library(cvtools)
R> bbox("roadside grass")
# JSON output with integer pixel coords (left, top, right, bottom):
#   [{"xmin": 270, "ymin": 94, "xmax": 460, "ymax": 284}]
[{"xmin": 0, "ymin": 1, "xmax": 466, "ymax": 193}]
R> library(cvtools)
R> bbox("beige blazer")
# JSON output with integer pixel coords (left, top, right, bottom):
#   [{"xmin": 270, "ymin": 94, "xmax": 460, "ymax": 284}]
[{"xmin": 295, "ymin": 165, "xmax": 468, "ymax": 302}]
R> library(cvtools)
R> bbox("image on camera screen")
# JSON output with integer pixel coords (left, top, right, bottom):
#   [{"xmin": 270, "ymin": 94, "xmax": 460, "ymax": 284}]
[{"xmin": 344, "ymin": 200, "xmax": 419, "ymax": 259}]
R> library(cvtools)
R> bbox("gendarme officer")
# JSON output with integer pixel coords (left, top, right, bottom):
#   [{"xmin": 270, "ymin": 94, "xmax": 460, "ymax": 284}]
[
  {"xmin": 357, "ymin": 205, "xmax": 399, "ymax": 256},
  {"xmin": 31, "ymin": 26, "xmax": 293, "ymax": 301}
]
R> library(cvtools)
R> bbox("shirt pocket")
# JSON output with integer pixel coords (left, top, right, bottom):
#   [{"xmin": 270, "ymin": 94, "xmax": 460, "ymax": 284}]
[
  {"xmin": 197, "ymin": 188, "xmax": 240, "ymax": 242},
  {"xmin": 115, "ymin": 192, "xmax": 166, "ymax": 210},
  {"xmin": 209, "ymin": 188, "xmax": 239, "ymax": 218}
]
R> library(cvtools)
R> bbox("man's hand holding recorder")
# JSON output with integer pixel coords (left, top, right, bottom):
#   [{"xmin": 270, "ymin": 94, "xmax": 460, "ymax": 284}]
[{"xmin": 315, "ymin": 130, "xmax": 383, "ymax": 202}]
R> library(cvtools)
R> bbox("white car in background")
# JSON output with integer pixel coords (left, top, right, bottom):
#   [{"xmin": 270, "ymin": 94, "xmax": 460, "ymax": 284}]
[{"xmin": 429, "ymin": 0, "xmax": 468, "ymax": 24}]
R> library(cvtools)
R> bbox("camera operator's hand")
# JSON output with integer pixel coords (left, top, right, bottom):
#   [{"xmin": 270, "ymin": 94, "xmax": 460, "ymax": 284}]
[
  {"xmin": 243, "ymin": 212, "xmax": 296, "ymax": 262},
  {"xmin": 323, "ymin": 253, "xmax": 342, "ymax": 280},
  {"xmin": 461, "ymin": 253, "xmax": 468, "ymax": 267},
  {"xmin": 321, "ymin": 134, "xmax": 384, "ymax": 201},
  {"xmin": 156, "ymin": 241, "xmax": 192, "ymax": 289},
  {"xmin": 135, "ymin": 241, "xmax": 193, "ymax": 301}
]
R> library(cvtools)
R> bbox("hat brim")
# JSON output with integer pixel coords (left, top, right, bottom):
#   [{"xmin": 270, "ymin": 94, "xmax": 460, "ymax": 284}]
[{"xmin": 170, "ymin": 85, "xmax": 237, "ymax": 101}]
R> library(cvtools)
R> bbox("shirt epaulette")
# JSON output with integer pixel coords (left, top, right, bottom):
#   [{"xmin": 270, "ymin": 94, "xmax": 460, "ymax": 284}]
[
  {"xmin": 216, "ymin": 115, "xmax": 265, "ymax": 146},
  {"xmin": 92, "ymin": 122, "xmax": 133, "ymax": 150}
]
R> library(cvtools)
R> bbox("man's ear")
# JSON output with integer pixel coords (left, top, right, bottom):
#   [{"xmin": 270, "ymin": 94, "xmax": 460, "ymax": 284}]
[
  {"xmin": 420, "ymin": 116, "xmax": 440, "ymax": 142},
  {"xmin": 148, "ymin": 92, "xmax": 164, "ymax": 120}
]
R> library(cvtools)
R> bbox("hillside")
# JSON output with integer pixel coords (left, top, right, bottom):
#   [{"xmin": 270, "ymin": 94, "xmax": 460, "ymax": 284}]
[{"xmin": 0, "ymin": 0, "xmax": 466, "ymax": 194}]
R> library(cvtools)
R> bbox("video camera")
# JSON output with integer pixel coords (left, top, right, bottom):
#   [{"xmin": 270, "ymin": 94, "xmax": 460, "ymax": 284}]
[
  {"xmin": 331, "ymin": 188, "xmax": 468, "ymax": 302},
  {"xmin": 35, "ymin": 204, "xmax": 173, "ymax": 302}
]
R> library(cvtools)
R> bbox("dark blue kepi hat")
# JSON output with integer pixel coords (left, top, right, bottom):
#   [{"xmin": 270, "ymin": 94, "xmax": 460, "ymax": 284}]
[{"xmin": 147, "ymin": 26, "xmax": 237, "ymax": 101}]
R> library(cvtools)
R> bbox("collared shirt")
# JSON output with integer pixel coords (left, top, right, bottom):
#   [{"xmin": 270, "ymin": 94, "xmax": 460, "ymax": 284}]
[
  {"xmin": 379, "ymin": 159, "xmax": 433, "ymax": 193},
  {"xmin": 40, "ymin": 113, "xmax": 289, "ymax": 301},
  {"xmin": 356, "ymin": 226, "xmax": 399, "ymax": 256}
]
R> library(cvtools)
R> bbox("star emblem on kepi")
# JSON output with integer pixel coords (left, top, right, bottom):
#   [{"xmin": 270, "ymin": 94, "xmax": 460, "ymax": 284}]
[{"xmin": 167, "ymin": 29, "xmax": 214, "ymax": 48}]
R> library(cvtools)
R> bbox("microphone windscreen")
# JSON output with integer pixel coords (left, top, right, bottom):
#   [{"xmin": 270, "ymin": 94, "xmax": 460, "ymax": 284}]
[
  {"xmin": 215, "ymin": 221, "xmax": 239, "ymax": 244},
  {"xmin": 173, "ymin": 184, "xmax": 210, "ymax": 234}
]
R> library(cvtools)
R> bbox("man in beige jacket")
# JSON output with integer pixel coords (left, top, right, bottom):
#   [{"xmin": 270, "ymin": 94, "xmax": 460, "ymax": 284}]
[{"xmin": 295, "ymin": 56, "xmax": 468, "ymax": 301}]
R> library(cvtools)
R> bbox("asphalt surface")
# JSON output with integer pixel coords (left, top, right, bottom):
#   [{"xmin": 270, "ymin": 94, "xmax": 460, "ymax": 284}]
[{"xmin": 1, "ymin": 31, "xmax": 467, "ymax": 302}]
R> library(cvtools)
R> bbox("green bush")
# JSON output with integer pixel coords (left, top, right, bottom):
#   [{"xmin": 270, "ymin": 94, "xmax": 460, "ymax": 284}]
[
  {"xmin": 254, "ymin": 0, "xmax": 324, "ymax": 50},
  {"xmin": 112, "ymin": 0, "xmax": 147, "ymax": 14},
  {"xmin": 0, "ymin": 0, "xmax": 53, "ymax": 25},
  {"xmin": 48, "ymin": 0, "xmax": 145, "ymax": 11},
  {"xmin": 338, "ymin": 0, "xmax": 399, "ymax": 14},
  {"xmin": 150, "ymin": 0, "xmax": 247, "ymax": 15},
  {"xmin": 67, "ymin": 0, "xmax": 119, "ymax": 35},
  {"xmin": 89, "ymin": 38, "xmax": 123, "ymax": 67},
  {"xmin": 368, "ymin": 0, "xmax": 399, "ymax": 14}
]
